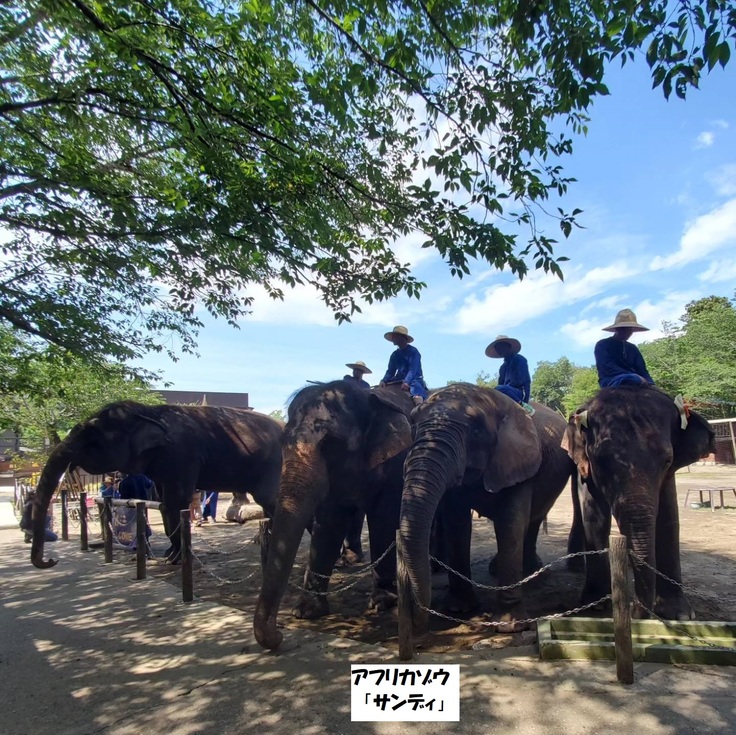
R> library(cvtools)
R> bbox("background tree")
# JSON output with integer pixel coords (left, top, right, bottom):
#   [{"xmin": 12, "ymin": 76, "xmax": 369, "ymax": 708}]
[
  {"xmin": 2, "ymin": 1, "xmax": 733, "ymax": 365},
  {"xmin": 446, "ymin": 371, "xmax": 497, "ymax": 389},
  {"xmin": 531, "ymin": 357, "xmax": 575, "ymax": 413},
  {"xmin": 563, "ymin": 366, "xmax": 600, "ymax": 416},
  {"xmin": 0, "ymin": 328, "xmax": 161, "ymax": 459},
  {"xmin": 268, "ymin": 409, "xmax": 286, "ymax": 423}
]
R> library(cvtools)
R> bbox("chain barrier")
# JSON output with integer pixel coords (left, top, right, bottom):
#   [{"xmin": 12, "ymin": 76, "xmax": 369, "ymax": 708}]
[
  {"xmin": 628, "ymin": 550, "xmax": 705, "ymax": 597},
  {"xmin": 411, "ymin": 591, "xmax": 612, "ymax": 628},
  {"xmin": 429, "ymin": 548, "xmax": 609, "ymax": 592},
  {"xmin": 190, "ymin": 527, "xmax": 258, "ymax": 557},
  {"xmin": 293, "ymin": 540, "xmax": 397, "ymax": 596},
  {"xmin": 189, "ymin": 548, "xmax": 259, "ymax": 585}
]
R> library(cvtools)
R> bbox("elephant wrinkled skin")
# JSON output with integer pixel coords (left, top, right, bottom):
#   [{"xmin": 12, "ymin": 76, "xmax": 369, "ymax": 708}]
[
  {"xmin": 254, "ymin": 381, "xmax": 414, "ymax": 650},
  {"xmin": 562, "ymin": 385, "xmax": 715, "ymax": 620},
  {"xmin": 30, "ymin": 401, "xmax": 282, "ymax": 568},
  {"xmin": 400, "ymin": 383, "xmax": 574, "ymax": 633}
]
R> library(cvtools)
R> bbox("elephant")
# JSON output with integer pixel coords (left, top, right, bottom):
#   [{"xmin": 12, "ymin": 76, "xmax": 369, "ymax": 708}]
[
  {"xmin": 400, "ymin": 383, "xmax": 574, "ymax": 632},
  {"xmin": 253, "ymin": 380, "xmax": 414, "ymax": 650},
  {"xmin": 562, "ymin": 385, "xmax": 715, "ymax": 620},
  {"xmin": 29, "ymin": 401, "xmax": 283, "ymax": 568}
]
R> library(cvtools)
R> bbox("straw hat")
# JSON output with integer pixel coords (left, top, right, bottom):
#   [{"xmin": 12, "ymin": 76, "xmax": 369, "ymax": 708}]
[
  {"xmin": 485, "ymin": 335, "xmax": 521, "ymax": 358},
  {"xmin": 384, "ymin": 325, "xmax": 414, "ymax": 343},
  {"xmin": 345, "ymin": 360, "xmax": 372, "ymax": 374},
  {"xmin": 602, "ymin": 309, "xmax": 649, "ymax": 332}
]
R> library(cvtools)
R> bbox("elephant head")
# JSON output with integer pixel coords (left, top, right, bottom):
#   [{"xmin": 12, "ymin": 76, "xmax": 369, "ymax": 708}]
[
  {"xmin": 31, "ymin": 402, "xmax": 168, "ymax": 569},
  {"xmin": 254, "ymin": 381, "xmax": 412, "ymax": 650},
  {"xmin": 562, "ymin": 385, "xmax": 715, "ymax": 619},
  {"xmin": 400, "ymin": 383, "xmax": 542, "ymax": 627}
]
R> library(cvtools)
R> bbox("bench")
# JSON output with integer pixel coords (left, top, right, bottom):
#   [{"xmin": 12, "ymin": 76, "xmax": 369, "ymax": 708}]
[{"xmin": 683, "ymin": 486, "xmax": 736, "ymax": 512}]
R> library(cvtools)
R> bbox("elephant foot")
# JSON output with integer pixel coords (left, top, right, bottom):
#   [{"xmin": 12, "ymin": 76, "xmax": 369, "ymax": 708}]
[
  {"xmin": 336, "ymin": 548, "xmax": 364, "ymax": 567},
  {"xmin": 581, "ymin": 585, "xmax": 610, "ymax": 611},
  {"xmin": 654, "ymin": 594, "xmax": 695, "ymax": 621},
  {"xmin": 164, "ymin": 545, "xmax": 181, "ymax": 564},
  {"xmin": 445, "ymin": 587, "xmax": 479, "ymax": 614},
  {"xmin": 292, "ymin": 593, "xmax": 330, "ymax": 620},
  {"xmin": 490, "ymin": 608, "xmax": 529, "ymax": 634},
  {"xmin": 368, "ymin": 587, "xmax": 397, "ymax": 613}
]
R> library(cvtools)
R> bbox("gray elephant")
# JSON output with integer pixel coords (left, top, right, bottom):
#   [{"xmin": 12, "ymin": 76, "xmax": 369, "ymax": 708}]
[
  {"xmin": 29, "ymin": 401, "xmax": 283, "ymax": 568},
  {"xmin": 562, "ymin": 385, "xmax": 715, "ymax": 620},
  {"xmin": 254, "ymin": 380, "xmax": 414, "ymax": 650},
  {"xmin": 400, "ymin": 383, "xmax": 574, "ymax": 632}
]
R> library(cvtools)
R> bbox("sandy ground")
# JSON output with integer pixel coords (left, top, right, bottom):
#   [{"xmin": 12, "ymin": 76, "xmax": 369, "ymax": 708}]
[{"xmin": 79, "ymin": 463, "xmax": 736, "ymax": 655}]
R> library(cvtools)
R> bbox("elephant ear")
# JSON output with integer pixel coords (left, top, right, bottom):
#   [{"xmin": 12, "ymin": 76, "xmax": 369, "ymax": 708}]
[
  {"xmin": 130, "ymin": 413, "xmax": 169, "ymax": 456},
  {"xmin": 364, "ymin": 396, "xmax": 412, "ymax": 470},
  {"xmin": 561, "ymin": 413, "xmax": 591, "ymax": 482},
  {"xmin": 672, "ymin": 408, "xmax": 715, "ymax": 470},
  {"xmin": 483, "ymin": 404, "xmax": 542, "ymax": 493},
  {"xmin": 369, "ymin": 386, "xmax": 414, "ymax": 417}
]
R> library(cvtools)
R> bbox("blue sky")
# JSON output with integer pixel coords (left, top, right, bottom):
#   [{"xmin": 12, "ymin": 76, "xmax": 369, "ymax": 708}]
[{"xmin": 149, "ymin": 59, "xmax": 736, "ymax": 414}]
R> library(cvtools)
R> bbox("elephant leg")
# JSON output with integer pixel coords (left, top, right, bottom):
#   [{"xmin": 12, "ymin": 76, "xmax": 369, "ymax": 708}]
[
  {"xmin": 338, "ymin": 508, "xmax": 365, "ymax": 566},
  {"xmin": 492, "ymin": 487, "xmax": 531, "ymax": 624},
  {"xmin": 580, "ymin": 481, "xmax": 612, "ymax": 607},
  {"xmin": 653, "ymin": 475, "xmax": 694, "ymax": 620},
  {"xmin": 365, "ymin": 490, "xmax": 400, "ymax": 612},
  {"xmin": 292, "ymin": 503, "xmax": 349, "ymax": 620},
  {"xmin": 442, "ymin": 492, "xmax": 478, "ymax": 614},
  {"xmin": 522, "ymin": 518, "xmax": 544, "ymax": 575},
  {"xmin": 566, "ymin": 473, "xmax": 586, "ymax": 571}
]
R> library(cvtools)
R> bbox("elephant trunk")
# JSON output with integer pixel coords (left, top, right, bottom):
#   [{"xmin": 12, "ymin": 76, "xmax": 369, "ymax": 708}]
[
  {"xmin": 31, "ymin": 443, "xmax": 74, "ymax": 569},
  {"xmin": 400, "ymin": 426, "xmax": 465, "ymax": 630},
  {"xmin": 254, "ymin": 442, "xmax": 327, "ymax": 650}
]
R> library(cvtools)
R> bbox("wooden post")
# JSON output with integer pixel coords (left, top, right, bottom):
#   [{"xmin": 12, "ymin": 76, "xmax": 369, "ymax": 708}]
[
  {"xmin": 103, "ymin": 496, "xmax": 113, "ymax": 563},
  {"xmin": 259, "ymin": 518, "xmax": 272, "ymax": 572},
  {"xmin": 60, "ymin": 489, "xmax": 69, "ymax": 541},
  {"xmin": 136, "ymin": 501, "xmax": 147, "ymax": 580},
  {"xmin": 609, "ymin": 533, "xmax": 634, "ymax": 684},
  {"xmin": 180, "ymin": 509, "xmax": 193, "ymax": 603},
  {"xmin": 396, "ymin": 530, "xmax": 414, "ymax": 661},
  {"xmin": 79, "ymin": 492, "xmax": 89, "ymax": 551}
]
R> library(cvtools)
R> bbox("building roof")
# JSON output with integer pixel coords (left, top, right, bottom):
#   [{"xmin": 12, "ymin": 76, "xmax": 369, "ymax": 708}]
[{"xmin": 156, "ymin": 390, "xmax": 250, "ymax": 409}]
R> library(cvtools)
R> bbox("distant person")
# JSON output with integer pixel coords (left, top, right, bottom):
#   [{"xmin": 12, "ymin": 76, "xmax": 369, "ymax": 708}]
[
  {"xmin": 19, "ymin": 490, "xmax": 57, "ymax": 544},
  {"xmin": 380, "ymin": 325, "xmax": 428, "ymax": 406},
  {"xmin": 594, "ymin": 309, "xmax": 654, "ymax": 388},
  {"xmin": 343, "ymin": 361, "xmax": 372, "ymax": 390},
  {"xmin": 485, "ymin": 335, "xmax": 532, "ymax": 410},
  {"xmin": 99, "ymin": 475, "xmax": 118, "ymax": 498},
  {"xmin": 118, "ymin": 473, "xmax": 153, "ymax": 501},
  {"xmin": 197, "ymin": 491, "xmax": 219, "ymax": 526}
]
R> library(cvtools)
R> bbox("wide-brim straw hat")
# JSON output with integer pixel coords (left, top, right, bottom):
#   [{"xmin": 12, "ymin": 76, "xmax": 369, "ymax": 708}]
[
  {"xmin": 384, "ymin": 325, "xmax": 414, "ymax": 343},
  {"xmin": 602, "ymin": 308, "xmax": 649, "ymax": 332},
  {"xmin": 346, "ymin": 360, "xmax": 372, "ymax": 374},
  {"xmin": 485, "ymin": 335, "xmax": 522, "ymax": 358}
]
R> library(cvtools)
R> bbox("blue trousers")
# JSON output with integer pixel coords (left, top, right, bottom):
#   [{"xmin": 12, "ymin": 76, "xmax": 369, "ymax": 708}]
[
  {"xmin": 495, "ymin": 384, "xmax": 524, "ymax": 403},
  {"xmin": 202, "ymin": 492, "xmax": 219, "ymax": 520},
  {"xmin": 601, "ymin": 373, "xmax": 651, "ymax": 388}
]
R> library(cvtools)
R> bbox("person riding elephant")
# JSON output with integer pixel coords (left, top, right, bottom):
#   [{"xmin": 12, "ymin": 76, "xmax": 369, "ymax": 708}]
[
  {"xmin": 485, "ymin": 334, "xmax": 534, "ymax": 413},
  {"xmin": 380, "ymin": 325, "xmax": 428, "ymax": 406},
  {"xmin": 254, "ymin": 380, "xmax": 415, "ymax": 651},
  {"xmin": 343, "ymin": 361, "xmax": 372, "ymax": 390},
  {"xmin": 594, "ymin": 308, "xmax": 654, "ymax": 388},
  {"xmin": 563, "ymin": 385, "xmax": 714, "ymax": 620},
  {"xmin": 28, "ymin": 401, "xmax": 282, "ymax": 568},
  {"xmin": 399, "ymin": 382, "xmax": 574, "ymax": 633}
]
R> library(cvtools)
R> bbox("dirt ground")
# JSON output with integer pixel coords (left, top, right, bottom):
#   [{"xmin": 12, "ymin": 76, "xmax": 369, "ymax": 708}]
[{"xmin": 129, "ymin": 463, "xmax": 736, "ymax": 655}]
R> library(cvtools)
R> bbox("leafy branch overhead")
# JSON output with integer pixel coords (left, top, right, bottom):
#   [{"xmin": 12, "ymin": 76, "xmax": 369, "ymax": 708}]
[{"xmin": 1, "ymin": 0, "xmax": 733, "ymax": 361}]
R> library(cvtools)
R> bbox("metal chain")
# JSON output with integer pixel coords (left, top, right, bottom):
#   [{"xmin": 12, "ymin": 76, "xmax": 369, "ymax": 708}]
[
  {"xmin": 429, "ymin": 548, "xmax": 609, "ymax": 592},
  {"xmin": 293, "ymin": 572, "xmax": 375, "ymax": 597},
  {"xmin": 627, "ymin": 550, "xmax": 707, "ymax": 597},
  {"xmin": 189, "ymin": 548, "xmax": 249, "ymax": 585},
  {"xmin": 633, "ymin": 598, "xmax": 736, "ymax": 655},
  {"xmin": 307, "ymin": 540, "xmax": 397, "ymax": 580},
  {"xmin": 412, "ymin": 592, "xmax": 612, "ymax": 628},
  {"xmin": 191, "ymin": 528, "xmax": 257, "ymax": 557}
]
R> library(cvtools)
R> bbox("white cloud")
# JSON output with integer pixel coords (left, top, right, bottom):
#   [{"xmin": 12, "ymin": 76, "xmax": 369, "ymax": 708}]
[
  {"xmin": 707, "ymin": 164, "xmax": 736, "ymax": 197},
  {"xmin": 699, "ymin": 257, "xmax": 736, "ymax": 284},
  {"xmin": 695, "ymin": 131, "xmax": 715, "ymax": 148},
  {"xmin": 448, "ymin": 259, "xmax": 641, "ymax": 336},
  {"xmin": 649, "ymin": 198, "xmax": 736, "ymax": 271}
]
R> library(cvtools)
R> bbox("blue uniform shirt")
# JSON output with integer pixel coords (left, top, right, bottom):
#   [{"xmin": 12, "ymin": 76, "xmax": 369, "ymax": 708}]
[
  {"xmin": 498, "ymin": 354, "xmax": 531, "ymax": 403},
  {"xmin": 343, "ymin": 374, "xmax": 371, "ymax": 390},
  {"xmin": 594, "ymin": 336, "xmax": 653, "ymax": 388},
  {"xmin": 382, "ymin": 344, "xmax": 424, "ymax": 386}
]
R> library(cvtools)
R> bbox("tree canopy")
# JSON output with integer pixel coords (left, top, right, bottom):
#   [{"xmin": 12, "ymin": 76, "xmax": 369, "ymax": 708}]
[
  {"xmin": 0, "ymin": 326, "xmax": 161, "ymax": 459},
  {"xmin": 2, "ymin": 1, "xmax": 734, "ymax": 363}
]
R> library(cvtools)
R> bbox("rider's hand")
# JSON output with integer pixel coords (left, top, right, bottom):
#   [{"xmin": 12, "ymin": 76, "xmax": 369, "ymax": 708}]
[
  {"xmin": 401, "ymin": 383, "xmax": 410, "ymax": 391},
  {"xmin": 379, "ymin": 381, "xmax": 386, "ymax": 388}
]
